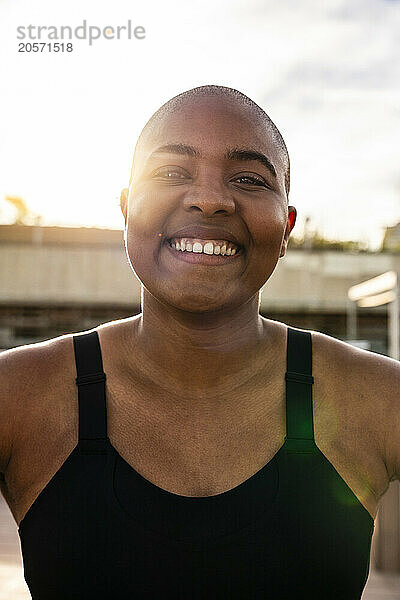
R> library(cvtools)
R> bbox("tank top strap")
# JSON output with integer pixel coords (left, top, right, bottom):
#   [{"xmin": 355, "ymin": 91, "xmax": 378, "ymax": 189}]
[
  {"xmin": 284, "ymin": 327, "xmax": 315, "ymax": 448},
  {"xmin": 73, "ymin": 330, "xmax": 108, "ymax": 455}
]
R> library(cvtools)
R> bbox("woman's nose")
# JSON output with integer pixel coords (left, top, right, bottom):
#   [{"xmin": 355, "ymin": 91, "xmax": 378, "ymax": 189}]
[{"xmin": 182, "ymin": 183, "xmax": 236, "ymax": 216}]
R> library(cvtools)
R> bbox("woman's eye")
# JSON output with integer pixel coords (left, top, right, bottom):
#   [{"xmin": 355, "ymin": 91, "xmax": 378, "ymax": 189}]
[
  {"xmin": 153, "ymin": 168, "xmax": 187, "ymax": 180},
  {"xmin": 234, "ymin": 175, "xmax": 267, "ymax": 187}
]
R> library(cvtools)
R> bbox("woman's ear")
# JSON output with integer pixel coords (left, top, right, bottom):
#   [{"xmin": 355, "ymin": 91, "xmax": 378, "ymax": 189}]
[
  {"xmin": 280, "ymin": 206, "xmax": 297, "ymax": 258},
  {"xmin": 120, "ymin": 188, "xmax": 129, "ymax": 226}
]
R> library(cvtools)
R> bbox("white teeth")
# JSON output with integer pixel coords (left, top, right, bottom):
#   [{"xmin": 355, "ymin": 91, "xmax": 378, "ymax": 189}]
[
  {"xmin": 192, "ymin": 242, "xmax": 203, "ymax": 253},
  {"xmin": 169, "ymin": 238, "xmax": 240, "ymax": 256}
]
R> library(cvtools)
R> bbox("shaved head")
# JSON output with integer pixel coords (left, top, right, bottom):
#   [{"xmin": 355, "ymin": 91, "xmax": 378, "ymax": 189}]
[{"xmin": 129, "ymin": 84, "xmax": 290, "ymax": 198}]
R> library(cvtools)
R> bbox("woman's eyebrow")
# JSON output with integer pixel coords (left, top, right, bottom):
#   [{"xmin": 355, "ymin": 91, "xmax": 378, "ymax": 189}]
[
  {"xmin": 225, "ymin": 147, "xmax": 277, "ymax": 178},
  {"xmin": 150, "ymin": 143, "xmax": 200, "ymax": 159},
  {"xmin": 148, "ymin": 144, "xmax": 277, "ymax": 179}
]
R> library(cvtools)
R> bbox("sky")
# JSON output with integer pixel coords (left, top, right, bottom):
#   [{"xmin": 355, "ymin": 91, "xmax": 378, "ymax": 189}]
[{"xmin": 0, "ymin": 0, "xmax": 399, "ymax": 250}]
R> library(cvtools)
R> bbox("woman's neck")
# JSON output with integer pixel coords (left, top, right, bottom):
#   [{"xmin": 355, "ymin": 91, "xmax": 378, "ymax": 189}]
[{"xmin": 120, "ymin": 291, "xmax": 279, "ymax": 401}]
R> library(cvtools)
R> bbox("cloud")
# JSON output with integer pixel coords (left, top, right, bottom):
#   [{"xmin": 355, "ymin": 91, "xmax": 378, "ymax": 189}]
[{"xmin": 0, "ymin": 0, "xmax": 398, "ymax": 250}]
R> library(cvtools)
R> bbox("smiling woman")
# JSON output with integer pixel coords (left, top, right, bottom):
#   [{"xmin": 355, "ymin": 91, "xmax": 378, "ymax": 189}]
[
  {"xmin": 119, "ymin": 85, "xmax": 295, "ymax": 317},
  {"xmin": 3, "ymin": 84, "xmax": 383, "ymax": 599}
]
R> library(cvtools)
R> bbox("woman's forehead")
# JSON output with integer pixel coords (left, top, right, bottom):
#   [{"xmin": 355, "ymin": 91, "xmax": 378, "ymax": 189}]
[
  {"xmin": 148, "ymin": 97, "xmax": 277, "ymax": 146},
  {"xmin": 137, "ymin": 110, "xmax": 283, "ymax": 168}
]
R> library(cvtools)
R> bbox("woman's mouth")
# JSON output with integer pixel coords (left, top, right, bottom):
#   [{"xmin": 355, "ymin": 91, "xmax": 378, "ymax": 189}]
[{"xmin": 165, "ymin": 237, "xmax": 243, "ymax": 265}]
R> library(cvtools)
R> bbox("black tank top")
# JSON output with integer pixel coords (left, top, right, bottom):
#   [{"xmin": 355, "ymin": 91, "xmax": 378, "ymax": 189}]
[{"xmin": 18, "ymin": 326, "xmax": 375, "ymax": 599}]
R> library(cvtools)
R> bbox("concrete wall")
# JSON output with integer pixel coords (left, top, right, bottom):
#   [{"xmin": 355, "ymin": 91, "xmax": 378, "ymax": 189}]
[{"xmin": 0, "ymin": 225, "xmax": 398, "ymax": 312}]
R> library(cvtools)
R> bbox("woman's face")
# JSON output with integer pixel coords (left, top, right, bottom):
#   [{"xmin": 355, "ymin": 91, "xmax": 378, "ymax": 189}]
[{"xmin": 122, "ymin": 96, "xmax": 296, "ymax": 313}]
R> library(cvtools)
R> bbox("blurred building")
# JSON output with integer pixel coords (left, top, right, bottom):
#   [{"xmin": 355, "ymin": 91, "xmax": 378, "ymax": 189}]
[
  {"xmin": 382, "ymin": 221, "xmax": 400, "ymax": 252},
  {"xmin": 0, "ymin": 223, "xmax": 399, "ymax": 353}
]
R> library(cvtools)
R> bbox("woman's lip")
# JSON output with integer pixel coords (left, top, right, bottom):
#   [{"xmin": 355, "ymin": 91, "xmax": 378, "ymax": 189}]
[{"xmin": 164, "ymin": 240, "xmax": 243, "ymax": 265}]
